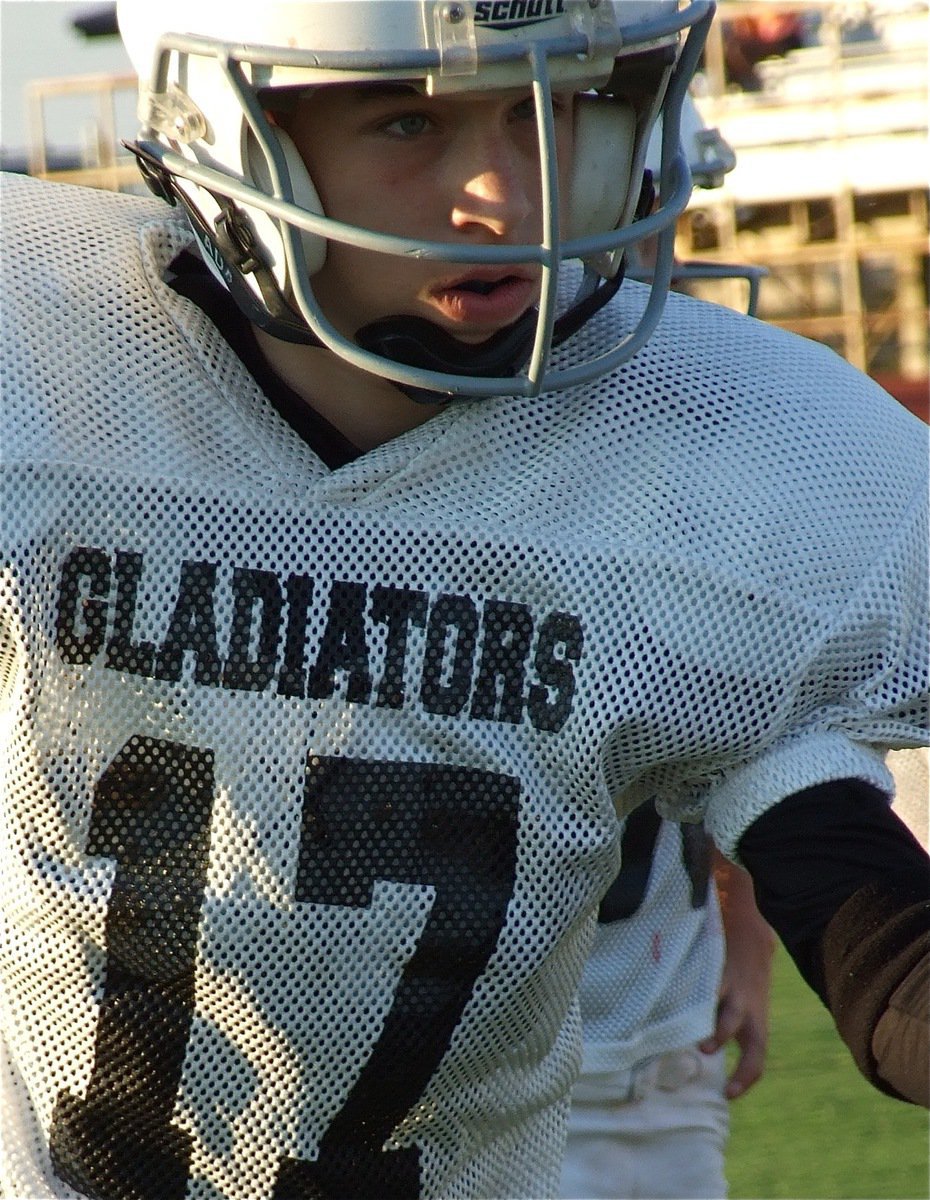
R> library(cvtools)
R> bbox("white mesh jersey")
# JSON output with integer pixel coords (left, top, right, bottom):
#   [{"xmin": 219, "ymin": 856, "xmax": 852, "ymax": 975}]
[
  {"xmin": 578, "ymin": 809, "xmax": 723, "ymax": 1076},
  {"xmin": 1, "ymin": 173, "xmax": 927, "ymax": 1200}
]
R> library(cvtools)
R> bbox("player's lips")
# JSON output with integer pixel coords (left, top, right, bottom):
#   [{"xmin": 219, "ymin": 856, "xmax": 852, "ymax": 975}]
[{"xmin": 428, "ymin": 270, "xmax": 539, "ymax": 328}]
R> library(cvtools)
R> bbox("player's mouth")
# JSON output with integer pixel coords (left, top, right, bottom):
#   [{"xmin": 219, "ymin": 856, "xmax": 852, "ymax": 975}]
[{"xmin": 428, "ymin": 270, "xmax": 539, "ymax": 330}]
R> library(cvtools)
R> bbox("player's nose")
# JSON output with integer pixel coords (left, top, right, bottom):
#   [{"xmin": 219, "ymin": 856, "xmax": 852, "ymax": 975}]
[{"xmin": 447, "ymin": 129, "xmax": 536, "ymax": 241}]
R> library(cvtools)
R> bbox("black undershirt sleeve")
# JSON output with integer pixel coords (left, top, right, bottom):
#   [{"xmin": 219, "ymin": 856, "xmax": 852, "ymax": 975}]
[{"xmin": 738, "ymin": 779, "xmax": 930, "ymax": 1104}]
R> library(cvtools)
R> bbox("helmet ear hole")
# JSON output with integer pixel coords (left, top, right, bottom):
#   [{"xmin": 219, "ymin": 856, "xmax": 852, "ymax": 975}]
[
  {"xmin": 245, "ymin": 124, "xmax": 327, "ymax": 277},
  {"xmin": 566, "ymin": 96, "xmax": 636, "ymax": 263}
]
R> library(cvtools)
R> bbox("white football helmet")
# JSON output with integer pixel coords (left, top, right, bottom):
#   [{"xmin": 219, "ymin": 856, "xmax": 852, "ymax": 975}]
[
  {"xmin": 634, "ymin": 91, "xmax": 766, "ymax": 316},
  {"xmin": 119, "ymin": 0, "xmax": 715, "ymax": 399}
]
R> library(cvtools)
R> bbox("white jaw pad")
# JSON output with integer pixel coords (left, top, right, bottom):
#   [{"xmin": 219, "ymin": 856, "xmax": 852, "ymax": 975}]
[{"xmin": 567, "ymin": 96, "xmax": 637, "ymax": 275}]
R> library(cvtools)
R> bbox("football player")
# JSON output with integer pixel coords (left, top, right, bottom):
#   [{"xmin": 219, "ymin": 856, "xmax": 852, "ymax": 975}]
[{"xmin": 1, "ymin": 3, "xmax": 927, "ymax": 1199}]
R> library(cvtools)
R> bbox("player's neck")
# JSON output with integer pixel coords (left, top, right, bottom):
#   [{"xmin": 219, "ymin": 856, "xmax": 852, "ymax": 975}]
[{"xmin": 253, "ymin": 325, "xmax": 446, "ymax": 454}]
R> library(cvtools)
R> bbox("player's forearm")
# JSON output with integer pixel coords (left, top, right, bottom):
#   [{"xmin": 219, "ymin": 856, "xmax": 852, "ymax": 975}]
[
  {"xmin": 873, "ymin": 957, "xmax": 928, "ymax": 1105},
  {"xmin": 819, "ymin": 868, "xmax": 930, "ymax": 1105},
  {"xmin": 712, "ymin": 846, "xmax": 776, "ymax": 963},
  {"xmin": 708, "ymin": 845, "xmax": 776, "ymax": 1097},
  {"xmin": 737, "ymin": 779, "xmax": 930, "ymax": 1106}
]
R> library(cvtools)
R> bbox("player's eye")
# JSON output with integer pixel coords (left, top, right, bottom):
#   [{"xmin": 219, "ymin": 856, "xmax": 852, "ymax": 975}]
[
  {"xmin": 511, "ymin": 94, "xmax": 571, "ymax": 124},
  {"xmin": 380, "ymin": 112, "xmax": 434, "ymax": 138}
]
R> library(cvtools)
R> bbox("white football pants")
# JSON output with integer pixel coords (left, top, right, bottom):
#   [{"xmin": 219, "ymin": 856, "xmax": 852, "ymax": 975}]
[{"xmin": 559, "ymin": 1047, "xmax": 729, "ymax": 1200}]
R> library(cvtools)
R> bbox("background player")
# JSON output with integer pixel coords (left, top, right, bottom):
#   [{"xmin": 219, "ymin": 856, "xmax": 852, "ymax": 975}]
[
  {"xmin": 1, "ymin": 3, "xmax": 927, "ymax": 1198},
  {"xmin": 563, "ymin": 814, "xmax": 774, "ymax": 1200}
]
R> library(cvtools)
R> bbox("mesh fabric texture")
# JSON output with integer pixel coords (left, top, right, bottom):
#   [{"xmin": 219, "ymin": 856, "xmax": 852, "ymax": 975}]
[
  {"xmin": 1, "ymin": 173, "xmax": 927, "ymax": 1199},
  {"xmin": 578, "ymin": 809, "xmax": 723, "ymax": 1076}
]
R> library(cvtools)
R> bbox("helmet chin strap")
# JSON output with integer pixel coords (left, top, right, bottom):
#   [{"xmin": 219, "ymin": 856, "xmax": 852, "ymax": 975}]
[
  {"xmin": 356, "ymin": 310, "xmax": 537, "ymax": 405},
  {"xmin": 357, "ymin": 263, "xmax": 625, "ymax": 404},
  {"xmin": 262, "ymin": 263, "xmax": 623, "ymax": 404},
  {"xmin": 131, "ymin": 141, "xmax": 630, "ymax": 403}
]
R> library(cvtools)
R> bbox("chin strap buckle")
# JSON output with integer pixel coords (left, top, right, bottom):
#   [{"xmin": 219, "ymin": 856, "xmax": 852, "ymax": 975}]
[{"xmin": 213, "ymin": 204, "xmax": 263, "ymax": 276}]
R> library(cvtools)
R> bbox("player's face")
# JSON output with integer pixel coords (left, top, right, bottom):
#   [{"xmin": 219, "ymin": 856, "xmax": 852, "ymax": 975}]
[{"xmin": 278, "ymin": 82, "xmax": 575, "ymax": 344}]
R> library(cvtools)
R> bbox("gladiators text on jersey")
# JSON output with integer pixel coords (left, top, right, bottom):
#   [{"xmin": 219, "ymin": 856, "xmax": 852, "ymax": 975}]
[{"xmin": 55, "ymin": 545, "xmax": 586, "ymax": 733}]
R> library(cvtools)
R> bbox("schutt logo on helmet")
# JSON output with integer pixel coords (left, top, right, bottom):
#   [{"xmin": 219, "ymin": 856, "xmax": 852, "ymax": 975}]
[{"xmin": 474, "ymin": 0, "xmax": 566, "ymax": 31}]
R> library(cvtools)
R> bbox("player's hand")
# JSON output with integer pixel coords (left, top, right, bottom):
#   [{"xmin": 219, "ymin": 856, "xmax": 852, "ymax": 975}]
[
  {"xmin": 700, "ymin": 849, "xmax": 777, "ymax": 1099},
  {"xmin": 700, "ymin": 942, "xmax": 773, "ymax": 1098}
]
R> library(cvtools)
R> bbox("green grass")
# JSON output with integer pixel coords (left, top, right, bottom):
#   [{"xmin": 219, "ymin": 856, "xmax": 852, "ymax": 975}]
[{"xmin": 726, "ymin": 946, "xmax": 929, "ymax": 1199}]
